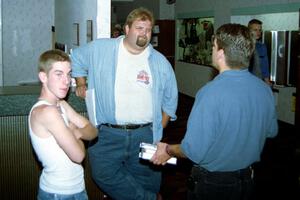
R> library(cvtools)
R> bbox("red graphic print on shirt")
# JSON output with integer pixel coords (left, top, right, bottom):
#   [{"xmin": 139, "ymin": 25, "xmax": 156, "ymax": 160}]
[{"xmin": 137, "ymin": 70, "xmax": 150, "ymax": 85}]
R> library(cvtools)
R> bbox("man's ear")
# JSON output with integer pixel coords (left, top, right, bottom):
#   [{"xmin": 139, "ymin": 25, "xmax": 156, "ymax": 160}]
[
  {"xmin": 124, "ymin": 24, "xmax": 129, "ymax": 35},
  {"xmin": 38, "ymin": 71, "xmax": 47, "ymax": 83},
  {"xmin": 216, "ymin": 48, "xmax": 224, "ymax": 61}
]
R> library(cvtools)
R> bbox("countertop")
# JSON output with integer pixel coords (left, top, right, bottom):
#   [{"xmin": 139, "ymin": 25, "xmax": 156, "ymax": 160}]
[
  {"xmin": 0, "ymin": 85, "xmax": 41, "ymax": 96},
  {"xmin": 0, "ymin": 85, "xmax": 86, "ymax": 116}
]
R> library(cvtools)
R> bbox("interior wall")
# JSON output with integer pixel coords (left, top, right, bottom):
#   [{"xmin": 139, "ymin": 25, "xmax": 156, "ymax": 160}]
[
  {"xmin": 159, "ymin": 1, "xmax": 175, "ymax": 20},
  {"xmin": 55, "ymin": 0, "xmax": 98, "ymax": 53},
  {"xmin": 231, "ymin": 12, "xmax": 298, "ymax": 30},
  {"xmin": 174, "ymin": 0, "xmax": 300, "ymax": 124},
  {"xmin": 2, "ymin": 0, "xmax": 54, "ymax": 86},
  {"xmin": 175, "ymin": 63, "xmax": 217, "ymax": 97},
  {"xmin": 112, "ymin": 0, "xmax": 160, "ymax": 24}
]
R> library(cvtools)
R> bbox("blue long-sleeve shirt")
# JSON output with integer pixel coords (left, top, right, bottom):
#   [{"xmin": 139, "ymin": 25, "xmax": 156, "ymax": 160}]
[
  {"xmin": 249, "ymin": 42, "xmax": 270, "ymax": 79},
  {"xmin": 256, "ymin": 42, "xmax": 270, "ymax": 79},
  {"xmin": 71, "ymin": 36, "xmax": 178, "ymax": 143},
  {"xmin": 181, "ymin": 69, "xmax": 278, "ymax": 171}
]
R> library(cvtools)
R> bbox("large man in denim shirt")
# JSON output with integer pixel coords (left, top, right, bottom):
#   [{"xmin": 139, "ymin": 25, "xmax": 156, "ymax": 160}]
[{"xmin": 71, "ymin": 7, "xmax": 178, "ymax": 200}]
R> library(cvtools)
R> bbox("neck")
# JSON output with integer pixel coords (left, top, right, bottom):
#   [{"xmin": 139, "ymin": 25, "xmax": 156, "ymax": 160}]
[
  {"xmin": 38, "ymin": 96, "xmax": 58, "ymax": 105},
  {"xmin": 218, "ymin": 64, "xmax": 232, "ymax": 73},
  {"xmin": 39, "ymin": 87, "xmax": 59, "ymax": 105}
]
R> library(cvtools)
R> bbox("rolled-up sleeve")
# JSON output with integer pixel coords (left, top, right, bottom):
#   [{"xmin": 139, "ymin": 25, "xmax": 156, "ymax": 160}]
[
  {"xmin": 71, "ymin": 45, "xmax": 91, "ymax": 78},
  {"xmin": 162, "ymin": 67, "xmax": 178, "ymax": 121}
]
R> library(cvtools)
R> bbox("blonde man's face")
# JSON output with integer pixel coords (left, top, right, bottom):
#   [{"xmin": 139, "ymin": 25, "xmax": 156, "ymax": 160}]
[{"xmin": 45, "ymin": 61, "xmax": 71, "ymax": 99}]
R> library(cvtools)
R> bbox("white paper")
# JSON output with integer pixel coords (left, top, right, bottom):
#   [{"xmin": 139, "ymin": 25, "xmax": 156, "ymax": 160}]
[
  {"xmin": 139, "ymin": 142, "xmax": 177, "ymax": 165},
  {"xmin": 85, "ymin": 89, "xmax": 98, "ymax": 126}
]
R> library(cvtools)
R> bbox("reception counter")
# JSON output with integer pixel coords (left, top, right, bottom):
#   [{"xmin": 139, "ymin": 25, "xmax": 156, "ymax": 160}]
[
  {"xmin": 0, "ymin": 85, "xmax": 103, "ymax": 199},
  {"xmin": 0, "ymin": 85, "xmax": 86, "ymax": 116}
]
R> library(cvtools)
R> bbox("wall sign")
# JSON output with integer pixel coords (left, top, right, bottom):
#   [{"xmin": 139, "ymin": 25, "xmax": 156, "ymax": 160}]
[
  {"xmin": 87, "ymin": 20, "xmax": 93, "ymax": 43},
  {"xmin": 72, "ymin": 23, "xmax": 79, "ymax": 46}
]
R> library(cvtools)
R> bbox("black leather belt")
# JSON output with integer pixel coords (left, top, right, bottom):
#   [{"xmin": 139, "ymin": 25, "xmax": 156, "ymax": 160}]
[
  {"xmin": 102, "ymin": 123, "xmax": 152, "ymax": 130},
  {"xmin": 192, "ymin": 166, "xmax": 253, "ymax": 179}
]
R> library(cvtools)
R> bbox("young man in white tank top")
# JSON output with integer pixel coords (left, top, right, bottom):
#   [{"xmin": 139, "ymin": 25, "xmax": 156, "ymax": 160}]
[{"xmin": 28, "ymin": 50, "xmax": 97, "ymax": 200}]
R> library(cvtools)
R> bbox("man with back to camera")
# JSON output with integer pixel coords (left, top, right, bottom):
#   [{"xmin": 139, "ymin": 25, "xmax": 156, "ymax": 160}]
[
  {"xmin": 151, "ymin": 23, "xmax": 278, "ymax": 200},
  {"xmin": 71, "ymin": 7, "xmax": 178, "ymax": 200},
  {"xmin": 248, "ymin": 19, "xmax": 272, "ymax": 85}
]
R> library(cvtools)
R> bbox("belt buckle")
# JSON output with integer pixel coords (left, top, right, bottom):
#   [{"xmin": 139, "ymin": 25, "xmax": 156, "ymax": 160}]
[
  {"xmin": 124, "ymin": 124, "xmax": 132, "ymax": 130},
  {"xmin": 103, "ymin": 123, "xmax": 150, "ymax": 130},
  {"xmin": 125, "ymin": 124, "xmax": 144, "ymax": 130}
]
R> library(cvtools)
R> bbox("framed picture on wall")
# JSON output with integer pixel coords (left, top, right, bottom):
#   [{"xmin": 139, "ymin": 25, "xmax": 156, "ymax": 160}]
[
  {"xmin": 87, "ymin": 20, "xmax": 93, "ymax": 43},
  {"xmin": 72, "ymin": 23, "xmax": 80, "ymax": 46},
  {"xmin": 176, "ymin": 17, "xmax": 214, "ymax": 66}
]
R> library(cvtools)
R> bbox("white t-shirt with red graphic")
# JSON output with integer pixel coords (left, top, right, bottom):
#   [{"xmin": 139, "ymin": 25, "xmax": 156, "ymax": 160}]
[{"xmin": 114, "ymin": 38, "xmax": 153, "ymax": 124}]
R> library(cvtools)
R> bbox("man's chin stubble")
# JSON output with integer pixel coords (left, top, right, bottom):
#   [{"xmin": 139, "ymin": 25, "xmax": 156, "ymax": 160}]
[{"xmin": 136, "ymin": 37, "xmax": 148, "ymax": 47}]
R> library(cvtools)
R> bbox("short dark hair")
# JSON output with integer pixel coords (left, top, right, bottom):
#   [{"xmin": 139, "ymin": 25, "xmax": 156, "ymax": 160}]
[
  {"xmin": 215, "ymin": 23, "xmax": 255, "ymax": 69},
  {"xmin": 248, "ymin": 19, "xmax": 263, "ymax": 27}
]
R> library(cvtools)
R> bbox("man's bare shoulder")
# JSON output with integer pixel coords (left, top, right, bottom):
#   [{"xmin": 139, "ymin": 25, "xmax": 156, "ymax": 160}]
[
  {"xmin": 32, "ymin": 104, "xmax": 59, "ymax": 120},
  {"xmin": 30, "ymin": 104, "xmax": 62, "ymax": 137}
]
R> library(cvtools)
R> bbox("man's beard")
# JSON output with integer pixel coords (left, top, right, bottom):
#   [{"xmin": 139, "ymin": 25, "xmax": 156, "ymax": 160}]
[{"xmin": 136, "ymin": 36, "xmax": 148, "ymax": 47}]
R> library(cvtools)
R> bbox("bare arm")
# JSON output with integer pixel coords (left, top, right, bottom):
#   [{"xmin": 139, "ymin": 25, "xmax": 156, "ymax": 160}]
[
  {"xmin": 75, "ymin": 77, "xmax": 87, "ymax": 98},
  {"xmin": 35, "ymin": 105, "xmax": 86, "ymax": 163},
  {"xmin": 166, "ymin": 144, "xmax": 187, "ymax": 158},
  {"xmin": 162, "ymin": 111, "xmax": 170, "ymax": 128},
  {"xmin": 60, "ymin": 100, "xmax": 98, "ymax": 141}
]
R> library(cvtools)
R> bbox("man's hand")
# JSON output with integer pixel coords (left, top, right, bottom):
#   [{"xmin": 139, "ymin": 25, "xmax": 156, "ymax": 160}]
[
  {"xmin": 75, "ymin": 77, "xmax": 87, "ymax": 98},
  {"xmin": 150, "ymin": 142, "xmax": 171, "ymax": 165},
  {"xmin": 264, "ymin": 77, "xmax": 273, "ymax": 86}
]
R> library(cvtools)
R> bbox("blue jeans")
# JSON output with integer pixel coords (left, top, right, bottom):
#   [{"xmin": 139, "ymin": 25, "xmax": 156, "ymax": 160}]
[
  {"xmin": 88, "ymin": 125, "xmax": 160, "ymax": 200},
  {"xmin": 187, "ymin": 166, "xmax": 254, "ymax": 200},
  {"xmin": 37, "ymin": 188, "xmax": 88, "ymax": 200}
]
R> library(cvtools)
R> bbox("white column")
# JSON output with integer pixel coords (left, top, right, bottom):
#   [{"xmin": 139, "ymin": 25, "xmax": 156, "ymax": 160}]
[
  {"xmin": 97, "ymin": 0, "xmax": 111, "ymax": 38},
  {"xmin": 0, "ymin": 0, "xmax": 2, "ymax": 86}
]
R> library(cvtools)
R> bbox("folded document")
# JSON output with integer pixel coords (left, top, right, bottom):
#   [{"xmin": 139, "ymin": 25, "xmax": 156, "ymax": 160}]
[{"xmin": 139, "ymin": 142, "xmax": 177, "ymax": 165}]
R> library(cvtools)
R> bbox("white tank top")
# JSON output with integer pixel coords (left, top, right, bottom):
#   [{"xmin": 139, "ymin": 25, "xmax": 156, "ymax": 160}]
[{"xmin": 28, "ymin": 100, "xmax": 84, "ymax": 194}]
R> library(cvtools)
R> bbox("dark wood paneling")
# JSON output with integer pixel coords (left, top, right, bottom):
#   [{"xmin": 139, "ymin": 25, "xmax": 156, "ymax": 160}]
[{"xmin": 153, "ymin": 20, "xmax": 175, "ymax": 68}]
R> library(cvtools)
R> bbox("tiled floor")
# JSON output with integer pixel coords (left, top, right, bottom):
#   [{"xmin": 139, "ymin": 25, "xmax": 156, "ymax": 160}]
[{"xmin": 160, "ymin": 93, "xmax": 300, "ymax": 200}]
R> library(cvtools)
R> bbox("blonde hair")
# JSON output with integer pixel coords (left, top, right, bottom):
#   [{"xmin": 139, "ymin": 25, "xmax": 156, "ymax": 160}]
[
  {"xmin": 125, "ymin": 7, "xmax": 155, "ymax": 28},
  {"xmin": 38, "ymin": 49, "xmax": 70, "ymax": 74}
]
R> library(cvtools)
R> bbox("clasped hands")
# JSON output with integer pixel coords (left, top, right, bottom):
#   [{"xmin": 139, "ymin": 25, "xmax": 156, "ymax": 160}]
[{"xmin": 150, "ymin": 142, "xmax": 171, "ymax": 165}]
